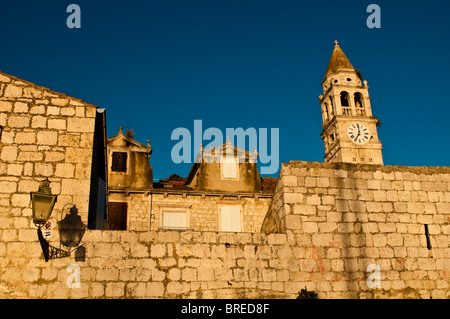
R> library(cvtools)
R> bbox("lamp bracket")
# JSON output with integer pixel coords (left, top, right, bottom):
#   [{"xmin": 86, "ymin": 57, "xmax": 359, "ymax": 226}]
[{"xmin": 37, "ymin": 227, "xmax": 70, "ymax": 262}]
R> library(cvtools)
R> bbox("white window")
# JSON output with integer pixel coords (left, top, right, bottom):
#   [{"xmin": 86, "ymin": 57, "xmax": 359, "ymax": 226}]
[
  {"xmin": 222, "ymin": 157, "xmax": 238, "ymax": 179},
  {"xmin": 162, "ymin": 211, "xmax": 187, "ymax": 230},
  {"xmin": 220, "ymin": 206, "xmax": 242, "ymax": 232}
]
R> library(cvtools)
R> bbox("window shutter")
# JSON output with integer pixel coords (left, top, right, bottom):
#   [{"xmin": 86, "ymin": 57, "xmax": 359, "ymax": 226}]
[
  {"xmin": 220, "ymin": 206, "xmax": 241, "ymax": 232},
  {"xmin": 163, "ymin": 212, "xmax": 187, "ymax": 229},
  {"xmin": 111, "ymin": 152, "xmax": 128, "ymax": 172},
  {"xmin": 108, "ymin": 202, "xmax": 128, "ymax": 230},
  {"xmin": 222, "ymin": 157, "xmax": 237, "ymax": 178}
]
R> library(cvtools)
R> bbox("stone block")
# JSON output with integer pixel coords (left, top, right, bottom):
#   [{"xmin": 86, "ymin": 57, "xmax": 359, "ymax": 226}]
[
  {"xmin": 1, "ymin": 146, "xmax": 18, "ymax": 162},
  {"xmin": 372, "ymin": 234, "xmax": 387, "ymax": 247},
  {"xmin": 197, "ymin": 268, "xmax": 215, "ymax": 281},
  {"xmin": 182, "ymin": 268, "xmax": 198, "ymax": 282},
  {"xmin": 8, "ymin": 115, "xmax": 30, "ymax": 128},
  {"xmin": 11, "ymin": 194, "xmax": 31, "ymax": 208},
  {"xmin": 306, "ymin": 194, "xmax": 320, "ymax": 205},
  {"xmin": 348, "ymin": 201, "xmax": 366, "ymax": 213},
  {"xmin": 166, "ymin": 282, "xmax": 183, "ymax": 294},
  {"xmin": 283, "ymin": 176, "xmax": 297, "ymax": 186},
  {"xmin": 13, "ymin": 102, "xmax": 28, "ymax": 113},
  {"xmin": 366, "ymin": 202, "xmax": 382, "ymax": 213},
  {"xmin": 44, "ymin": 151, "xmax": 65, "ymax": 162},
  {"xmin": 335, "ymin": 200, "xmax": 348, "ymax": 212},
  {"xmin": 48, "ymin": 119, "xmax": 67, "ymax": 130},
  {"xmin": 386, "ymin": 191, "xmax": 399, "ymax": 202},
  {"xmin": 317, "ymin": 177, "xmax": 330, "ymax": 188},
  {"xmin": 31, "ymin": 115, "xmax": 47, "ymax": 128},
  {"xmin": 37, "ymin": 131, "xmax": 58, "ymax": 145},
  {"xmin": 302, "ymin": 222, "xmax": 318, "ymax": 233},
  {"xmin": 51, "ymin": 98, "xmax": 69, "ymax": 106},
  {"xmin": 150, "ymin": 244, "xmax": 166, "ymax": 258},
  {"xmin": 75, "ymin": 106, "xmax": 85, "ymax": 117},
  {"xmin": 65, "ymin": 148, "xmax": 92, "ymax": 164},
  {"xmin": 284, "ymin": 192, "xmax": 303, "ymax": 204},
  {"xmin": 61, "ymin": 179, "xmax": 91, "ymax": 196},
  {"xmin": 304, "ymin": 176, "xmax": 317, "ymax": 187},
  {"xmin": 0, "ymin": 181, "xmax": 18, "ymax": 193},
  {"xmin": 131, "ymin": 244, "xmax": 149, "ymax": 258},
  {"xmin": 293, "ymin": 204, "xmax": 316, "ymax": 215},
  {"xmin": 378, "ymin": 223, "xmax": 397, "ymax": 233},
  {"xmin": 55, "ymin": 163, "xmax": 75, "ymax": 178},
  {"xmin": 96, "ymin": 268, "xmax": 119, "ymax": 281},
  {"xmin": 58, "ymin": 134, "xmax": 80, "ymax": 147},
  {"xmin": 17, "ymin": 151, "xmax": 43, "ymax": 162},
  {"xmin": 327, "ymin": 212, "xmax": 342, "ymax": 222},
  {"xmin": 105, "ymin": 282, "xmax": 125, "ymax": 297},
  {"xmin": 160, "ymin": 257, "xmax": 177, "ymax": 268},
  {"xmin": 4, "ymin": 84, "xmax": 23, "ymax": 97},
  {"xmin": 312, "ymin": 233, "xmax": 333, "ymax": 247},
  {"xmin": 34, "ymin": 163, "xmax": 53, "ymax": 176},
  {"xmin": 267, "ymin": 233, "xmax": 287, "ymax": 245},
  {"xmin": 60, "ymin": 107, "xmax": 76, "ymax": 116},
  {"xmin": 0, "ymin": 101, "xmax": 12, "ymax": 112},
  {"xmin": 29, "ymin": 105, "xmax": 45, "ymax": 114},
  {"xmin": 7, "ymin": 164, "xmax": 23, "ymax": 176},
  {"xmin": 361, "ymin": 223, "xmax": 378, "ymax": 233},
  {"xmin": 47, "ymin": 106, "xmax": 60, "ymax": 115},
  {"xmin": 67, "ymin": 117, "xmax": 95, "ymax": 133},
  {"xmin": 387, "ymin": 233, "xmax": 404, "ymax": 247}
]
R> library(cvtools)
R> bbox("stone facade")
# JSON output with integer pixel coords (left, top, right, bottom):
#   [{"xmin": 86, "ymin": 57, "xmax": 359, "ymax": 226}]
[
  {"xmin": 1, "ymin": 41, "xmax": 449, "ymax": 299},
  {"xmin": 2, "ymin": 156, "xmax": 449, "ymax": 298},
  {"xmin": 0, "ymin": 71, "xmax": 107, "ymax": 234},
  {"xmin": 150, "ymin": 192, "xmax": 272, "ymax": 233},
  {"xmin": 105, "ymin": 131, "xmax": 274, "ymax": 233},
  {"xmin": 320, "ymin": 43, "xmax": 383, "ymax": 165},
  {"xmin": 262, "ymin": 161, "xmax": 450, "ymax": 298}
]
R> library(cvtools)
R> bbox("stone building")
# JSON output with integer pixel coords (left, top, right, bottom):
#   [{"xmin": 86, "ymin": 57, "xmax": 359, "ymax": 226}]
[
  {"xmin": 106, "ymin": 131, "xmax": 276, "ymax": 233},
  {"xmin": 107, "ymin": 127, "xmax": 153, "ymax": 231},
  {"xmin": 0, "ymin": 70, "xmax": 108, "ymax": 232},
  {"xmin": 320, "ymin": 41, "xmax": 383, "ymax": 165},
  {"xmin": 0, "ymin": 42, "xmax": 448, "ymax": 299}
]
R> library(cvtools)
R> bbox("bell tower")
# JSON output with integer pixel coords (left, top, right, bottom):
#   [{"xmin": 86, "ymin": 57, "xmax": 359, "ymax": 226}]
[{"xmin": 320, "ymin": 41, "xmax": 383, "ymax": 165}]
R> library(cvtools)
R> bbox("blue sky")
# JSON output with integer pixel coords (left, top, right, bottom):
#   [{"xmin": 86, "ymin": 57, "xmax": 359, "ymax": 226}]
[{"xmin": 1, "ymin": 1, "xmax": 449, "ymax": 179}]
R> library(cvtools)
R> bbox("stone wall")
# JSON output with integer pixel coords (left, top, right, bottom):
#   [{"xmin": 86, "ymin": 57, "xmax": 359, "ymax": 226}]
[
  {"xmin": 0, "ymin": 230, "xmax": 294, "ymax": 298},
  {"xmin": 1, "ymin": 156, "xmax": 449, "ymax": 298},
  {"xmin": 262, "ymin": 161, "xmax": 450, "ymax": 298},
  {"xmin": 0, "ymin": 71, "xmax": 98, "ymax": 230},
  {"xmin": 1, "ymin": 69, "xmax": 449, "ymax": 299},
  {"xmin": 150, "ymin": 193, "xmax": 272, "ymax": 233}
]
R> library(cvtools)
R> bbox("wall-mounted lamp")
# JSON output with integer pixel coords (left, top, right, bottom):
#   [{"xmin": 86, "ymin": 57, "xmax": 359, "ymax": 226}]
[
  {"xmin": 31, "ymin": 178, "xmax": 57, "ymax": 226},
  {"xmin": 31, "ymin": 178, "xmax": 70, "ymax": 262}
]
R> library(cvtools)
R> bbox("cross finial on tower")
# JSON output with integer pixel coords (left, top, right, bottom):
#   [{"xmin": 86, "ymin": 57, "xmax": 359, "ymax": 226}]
[{"xmin": 334, "ymin": 40, "xmax": 339, "ymax": 47}]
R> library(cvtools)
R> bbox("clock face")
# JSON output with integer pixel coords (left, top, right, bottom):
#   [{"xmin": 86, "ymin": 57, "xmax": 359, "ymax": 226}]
[{"xmin": 347, "ymin": 123, "xmax": 371, "ymax": 145}]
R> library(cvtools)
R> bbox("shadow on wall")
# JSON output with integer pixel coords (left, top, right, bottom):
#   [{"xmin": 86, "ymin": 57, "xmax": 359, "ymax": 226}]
[{"xmin": 58, "ymin": 205, "xmax": 87, "ymax": 261}]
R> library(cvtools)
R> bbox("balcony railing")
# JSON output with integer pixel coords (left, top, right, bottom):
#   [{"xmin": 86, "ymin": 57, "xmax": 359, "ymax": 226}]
[
  {"xmin": 341, "ymin": 107, "xmax": 351, "ymax": 116},
  {"xmin": 356, "ymin": 108, "xmax": 366, "ymax": 116}
]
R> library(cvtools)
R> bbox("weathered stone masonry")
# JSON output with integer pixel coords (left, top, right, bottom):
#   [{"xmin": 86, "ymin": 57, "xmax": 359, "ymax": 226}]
[
  {"xmin": 0, "ymin": 69, "xmax": 449, "ymax": 299},
  {"xmin": 262, "ymin": 161, "xmax": 450, "ymax": 298},
  {"xmin": 2, "ymin": 160, "xmax": 449, "ymax": 298},
  {"xmin": 0, "ymin": 71, "xmax": 101, "ymax": 226}
]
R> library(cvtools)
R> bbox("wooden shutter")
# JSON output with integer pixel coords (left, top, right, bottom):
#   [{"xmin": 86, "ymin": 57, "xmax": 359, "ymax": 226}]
[
  {"xmin": 163, "ymin": 212, "xmax": 187, "ymax": 230},
  {"xmin": 108, "ymin": 202, "xmax": 128, "ymax": 230},
  {"xmin": 222, "ymin": 157, "xmax": 237, "ymax": 178},
  {"xmin": 220, "ymin": 206, "xmax": 241, "ymax": 232},
  {"xmin": 111, "ymin": 152, "xmax": 127, "ymax": 172}
]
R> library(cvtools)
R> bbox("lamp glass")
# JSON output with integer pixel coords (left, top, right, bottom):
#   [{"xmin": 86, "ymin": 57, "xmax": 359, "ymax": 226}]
[{"xmin": 31, "ymin": 193, "xmax": 57, "ymax": 225}]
